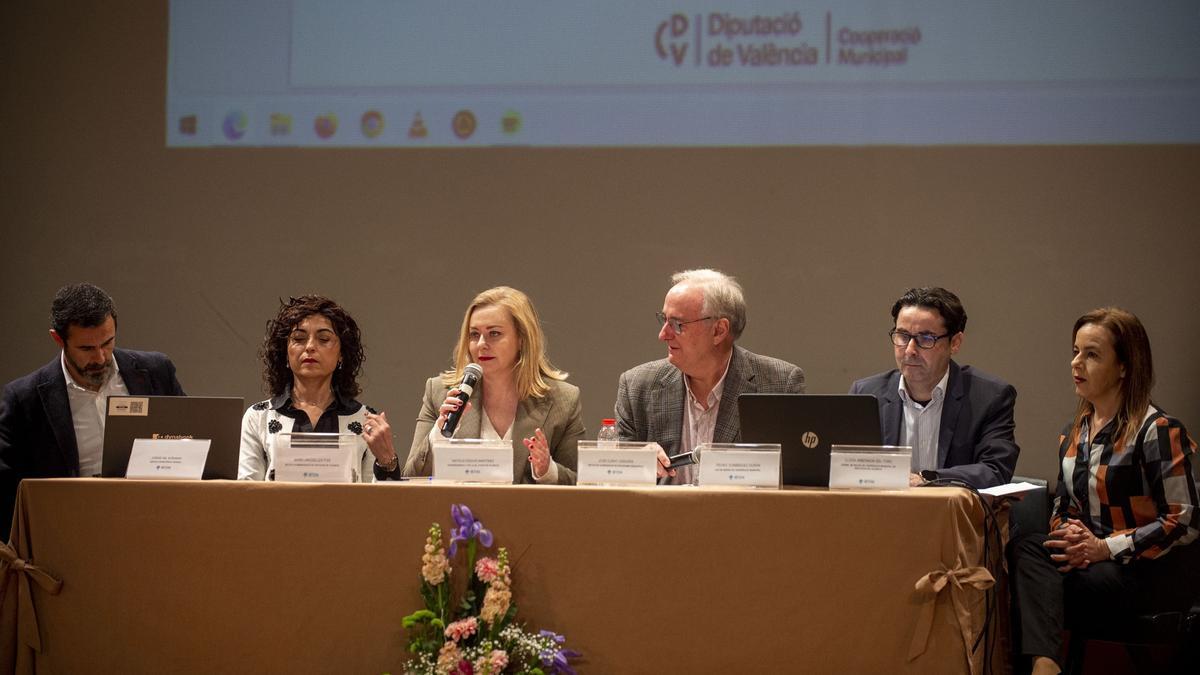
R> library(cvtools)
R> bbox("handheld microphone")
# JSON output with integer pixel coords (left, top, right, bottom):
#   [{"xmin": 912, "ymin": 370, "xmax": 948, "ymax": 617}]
[
  {"xmin": 441, "ymin": 363, "xmax": 483, "ymax": 438},
  {"xmin": 666, "ymin": 449, "xmax": 699, "ymax": 470}
]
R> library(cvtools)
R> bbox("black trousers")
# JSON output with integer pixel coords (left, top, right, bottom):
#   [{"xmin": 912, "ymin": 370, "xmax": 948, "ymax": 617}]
[{"xmin": 1008, "ymin": 532, "xmax": 1200, "ymax": 667}]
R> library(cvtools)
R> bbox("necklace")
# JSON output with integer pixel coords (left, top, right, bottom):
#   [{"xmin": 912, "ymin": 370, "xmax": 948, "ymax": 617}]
[{"xmin": 293, "ymin": 393, "xmax": 333, "ymax": 408}]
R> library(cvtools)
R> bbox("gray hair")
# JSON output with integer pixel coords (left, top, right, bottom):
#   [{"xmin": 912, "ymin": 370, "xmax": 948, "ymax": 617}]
[{"xmin": 670, "ymin": 268, "xmax": 746, "ymax": 340}]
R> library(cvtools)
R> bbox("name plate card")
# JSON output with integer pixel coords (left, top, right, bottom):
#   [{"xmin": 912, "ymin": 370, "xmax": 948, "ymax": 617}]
[
  {"xmin": 432, "ymin": 439, "xmax": 514, "ymax": 483},
  {"xmin": 576, "ymin": 441, "xmax": 659, "ymax": 486},
  {"xmin": 274, "ymin": 433, "xmax": 358, "ymax": 483},
  {"xmin": 828, "ymin": 445, "xmax": 912, "ymax": 490},
  {"xmin": 697, "ymin": 443, "xmax": 781, "ymax": 488},
  {"xmin": 125, "ymin": 438, "xmax": 210, "ymax": 480}
]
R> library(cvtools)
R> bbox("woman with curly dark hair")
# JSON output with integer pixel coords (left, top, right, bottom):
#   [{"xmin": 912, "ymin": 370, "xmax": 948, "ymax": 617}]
[{"xmin": 238, "ymin": 295, "xmax": 400, "ymax": 482}]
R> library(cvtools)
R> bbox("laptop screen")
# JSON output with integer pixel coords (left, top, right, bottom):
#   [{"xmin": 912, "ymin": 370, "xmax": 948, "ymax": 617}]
[
  {"xmin": 102, "ymin": 395, "xmax": 244, "ymax": 479},
  {"xmin": 738, "ymin": 394, "xmax": 882, "ymax": 487}
]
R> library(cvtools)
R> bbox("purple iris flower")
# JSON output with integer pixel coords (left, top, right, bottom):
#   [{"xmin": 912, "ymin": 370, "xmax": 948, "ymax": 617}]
[
  {"xmin": 448, "ymin": 503, "xmax": 493, "ymax": 557},
  {"xmin": 538, "ymin": 630, "xmax": 581, "ymax": 674}
]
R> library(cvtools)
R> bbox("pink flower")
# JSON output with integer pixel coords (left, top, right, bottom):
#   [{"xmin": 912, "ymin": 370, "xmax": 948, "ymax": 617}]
[
  {"xmin": 475, "ymin": 557, "xmax": 499, "ymax": 583},
  {"xmin": 479, "ymin": 583, "xmax": 512, "ymax": 625},
  {"xmin": 436, "ymin": 642, "xmax": 462, "ymax": 674},
  {"xmin": 444, "ymin": 616, "xmax": 479, "ymax": 642},
  {"xmin": 473, "ymin": 649, "xmax": 509, "ymax": 674},
  {"xmin": 422, "ymin": 524, "xmax": 451, "ymax": 586},
  {"xmin": 422, "ymin": 551, "xmax": 449, "ymax": 586}
]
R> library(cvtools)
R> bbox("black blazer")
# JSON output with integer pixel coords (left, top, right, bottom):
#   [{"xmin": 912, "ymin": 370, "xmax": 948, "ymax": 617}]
[
  {"xmin": 0, "ymin": 349, "xmax": 184, "ymax": 540},
  {"xmin": 849, "ymin": 360, "xmax": 1019, "ymax": 489}
]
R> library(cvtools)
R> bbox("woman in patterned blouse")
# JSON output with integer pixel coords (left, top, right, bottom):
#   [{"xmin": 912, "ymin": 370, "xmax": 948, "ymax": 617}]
[
  {"xmin": 1009, "ymin": 307, "xmax": 1200, "ymax": 674},
  {"xmin": 237, "ymin": 295, "xmax": 401, "ymax": 481}
]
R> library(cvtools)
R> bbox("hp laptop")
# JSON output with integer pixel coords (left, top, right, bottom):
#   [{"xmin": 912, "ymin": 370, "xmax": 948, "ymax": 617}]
[
  {"xmin": 102, "ymin": 395, "xmax": 244, "ymax": 479},
  {"xmin": 738, "ymin": 394, "xmax": 882, "ymax": 487}
]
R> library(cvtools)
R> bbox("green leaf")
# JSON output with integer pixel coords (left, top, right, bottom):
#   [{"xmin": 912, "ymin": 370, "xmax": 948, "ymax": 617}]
[
  {"xmin": 458, "ymin": 589, "xmax": 477, "ymax": 616},
  {"xmin": 496, "ymin": 603, "xmax": 518, "ymax": 631},
  {"xmin": 402, "ymin": 609, "xmax": 436, "ymax": 626},
  {"xmin": 419, "ymin": 581, "xmax": 438, "ymax": 610}
]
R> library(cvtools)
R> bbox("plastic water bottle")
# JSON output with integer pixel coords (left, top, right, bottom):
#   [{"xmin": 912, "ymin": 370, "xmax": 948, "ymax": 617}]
[{"xmin": 597, "ymin": 418, "xmax": 619, "ymax": 448}]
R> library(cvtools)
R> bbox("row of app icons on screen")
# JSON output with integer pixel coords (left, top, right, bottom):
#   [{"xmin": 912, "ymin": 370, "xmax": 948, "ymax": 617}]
[{"xmin": 176, "ymin": 109, "xmax": 522, "ymax": 141}]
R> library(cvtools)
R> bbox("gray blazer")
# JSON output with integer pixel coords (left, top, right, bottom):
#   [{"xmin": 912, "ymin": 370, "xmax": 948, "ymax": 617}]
[
  {"xmin": 403, "ymin": 375, "xmax": 584, "ymax": 484},
  {"xmin": 614, "ymin": 345, "xmax": 805, "ymax": 456},
  {"xmin": 848, "ymin": 360, "xmax": 1019, "ymax": 489}
]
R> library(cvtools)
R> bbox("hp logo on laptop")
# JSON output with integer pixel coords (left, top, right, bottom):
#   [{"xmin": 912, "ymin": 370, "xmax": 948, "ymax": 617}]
[{"xmin": 801, "ymin": 431, "xmax": 819, "ymax": 448}]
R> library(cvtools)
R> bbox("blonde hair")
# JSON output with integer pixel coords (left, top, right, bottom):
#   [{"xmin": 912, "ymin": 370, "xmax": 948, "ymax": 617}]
[{"xmin": 441, "ymin": 286, "xmax": 567, "ymax": 399}]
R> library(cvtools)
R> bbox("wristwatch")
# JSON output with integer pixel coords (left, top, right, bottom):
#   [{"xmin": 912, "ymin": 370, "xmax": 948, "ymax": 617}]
[{"xmin": 376, "ymin": 454, "xmax": 400, "ymax": 473}]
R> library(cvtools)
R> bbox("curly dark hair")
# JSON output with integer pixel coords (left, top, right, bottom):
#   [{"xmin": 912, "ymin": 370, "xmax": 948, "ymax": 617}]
[{"xmin": 260, "ymin": 295, "xmax": 365, "ymax": 399}]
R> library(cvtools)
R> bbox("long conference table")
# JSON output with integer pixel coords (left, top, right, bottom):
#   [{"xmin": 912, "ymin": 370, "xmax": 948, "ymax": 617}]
[{"xmin": 2, "ymin": 478, "xmax": 1001, "ymax": 674}]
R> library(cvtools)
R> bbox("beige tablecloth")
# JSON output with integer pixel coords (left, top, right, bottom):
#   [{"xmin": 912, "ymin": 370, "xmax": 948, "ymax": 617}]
[{"xmin": 2, "ymin": 479, "xmax": 997, "ymax": 674}]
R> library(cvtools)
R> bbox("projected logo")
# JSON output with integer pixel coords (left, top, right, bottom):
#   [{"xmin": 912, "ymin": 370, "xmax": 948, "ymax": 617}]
[
  {"xmin": 270, "ymin": 113, "xmax": 292, "ymax": 136},
  {"xmin": 501, "ymin": 110, "xmax": 522, "ymax": 135},
  {"xmin": 314, "ymin": 113, "xmax": 339, "ymax": 139},
  {"xmin": 801, "ymin": 431, "xmax": 819, "ymax": 449},
  {"xmin": 178, "ymin": 115, "xmax": 197, "ymax": 136},
  {"xmin": 655, "ymin": 14, "xmax": 691, "ymax": 66},
  {"xmin": 361, "ymin": 110, "xmax": 384, "ymax": 138},
  {"xmin": 408, "ymin": 112, "xmax": 429, "ymax": 139},
  {"xmin": 452, "ymin": 110, "xmax": 477, "ymax": 140},
  {"xmin": 222, "ymin": 111, "xmax": 248, "ymax": 141},
  {"xmin": 655, "ymin": 12, "xmax": 815, "ymax": 69}
]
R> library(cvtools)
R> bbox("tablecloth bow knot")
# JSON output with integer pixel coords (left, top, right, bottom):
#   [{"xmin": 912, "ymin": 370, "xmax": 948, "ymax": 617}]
[
  {"xmin": 1, "ymin": 541, "xmax": 63, "ymax": 653},
  {"xmin": 908, "ymin": 564, "xmax": 994, "ymax": 675}
]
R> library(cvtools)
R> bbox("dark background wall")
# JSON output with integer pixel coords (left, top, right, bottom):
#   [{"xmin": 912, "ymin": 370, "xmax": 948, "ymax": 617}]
[{"xmin": 3, "ymin": 2, "xmax": 1198, "ymax": 481}]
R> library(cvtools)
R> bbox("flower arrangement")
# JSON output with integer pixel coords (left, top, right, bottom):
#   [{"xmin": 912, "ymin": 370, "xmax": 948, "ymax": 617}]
[{"xmin": 402, "ymin": 504, "xmax": 581, "ymax": 675}]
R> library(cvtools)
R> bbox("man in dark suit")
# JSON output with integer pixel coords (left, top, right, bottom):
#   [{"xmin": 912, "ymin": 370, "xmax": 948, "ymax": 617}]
[
  {"xmin": 0, "ymin": 283, "xmax": 184, "ymax": 540},
  {"xmin": 616, "ymin": 269, "xmax": 805, "ymax": 484},
  {"xmin": 849, "ymin": 287, "xmax": 1018, "ymax": 489}
]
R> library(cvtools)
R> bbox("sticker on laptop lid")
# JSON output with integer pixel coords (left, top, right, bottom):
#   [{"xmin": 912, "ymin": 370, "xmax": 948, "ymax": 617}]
[{"xmin": 108, "ymin": 397, "xmax": 150, "ymax": 416}]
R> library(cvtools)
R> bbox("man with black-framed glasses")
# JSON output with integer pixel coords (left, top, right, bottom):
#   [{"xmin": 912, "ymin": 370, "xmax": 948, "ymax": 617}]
[
  {"xmin": 615, "ymin": 268, "xmax": 805, "ymax": 485},
  {"xmin": 850, "ymin": 286, "xmax": 1019, "ymax": 489}
]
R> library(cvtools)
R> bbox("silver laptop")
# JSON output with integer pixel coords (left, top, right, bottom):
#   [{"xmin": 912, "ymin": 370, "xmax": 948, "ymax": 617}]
[
  {"xmin": 102, "ymin": 395, "xmax": 244, "ymax": 479},
  {"xmin": 738, "ymin": 394, "xmax": 882, "ymax": 487}
]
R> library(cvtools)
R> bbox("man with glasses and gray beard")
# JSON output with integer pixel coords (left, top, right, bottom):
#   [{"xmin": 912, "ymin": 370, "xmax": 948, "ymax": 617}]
[
  {"xmin": 0, "ymin": 283, "xmax": 185, "ymax": 540},
  {"xmin": 850, "ymin": 287, "xmax": 1018, "ymax": 489},
  {"xmin": 615, "ymin": 269, "xmax": 805, "ymax": 485}
]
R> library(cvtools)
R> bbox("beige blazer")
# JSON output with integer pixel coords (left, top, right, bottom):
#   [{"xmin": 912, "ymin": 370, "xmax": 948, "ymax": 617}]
[{"xmin": 403, "ymin": 375, "xmax": 583, "ymax": 484}]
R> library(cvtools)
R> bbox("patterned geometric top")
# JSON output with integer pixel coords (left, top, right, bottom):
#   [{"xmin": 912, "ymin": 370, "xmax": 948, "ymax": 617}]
[
  {"xmin": 238, "ymin": 386, "xmax": 377, "ymax": 482},
  {"xmin": 1053, "ymin": 406, "xmax": 1199, "ymax": 562}
]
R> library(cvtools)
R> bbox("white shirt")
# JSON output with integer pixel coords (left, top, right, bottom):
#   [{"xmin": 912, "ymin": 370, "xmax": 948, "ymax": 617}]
[
  {"xmin": 61, "ymin": 352, "xmax": 129, "ymax": 477},
  {"xmin": 669, "ymin": 355, "xmax": 732, "ymax": 486},
  {"xmin": 238, "ymin": 397, "xmax": 376, "ymax": 483},
  {"xmin": 897, "ymin": 369, "xmax": 949, "ymax": 474}
]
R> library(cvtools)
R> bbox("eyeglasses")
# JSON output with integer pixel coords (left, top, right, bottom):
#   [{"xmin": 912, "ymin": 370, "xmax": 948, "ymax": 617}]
[
  {"xmin": 656, "ymin": 312, "xmax": 713, "ymax": 334},
  {"xmin": 890, "ymin": 329, "xmax": 951, "ymax": 350}
]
